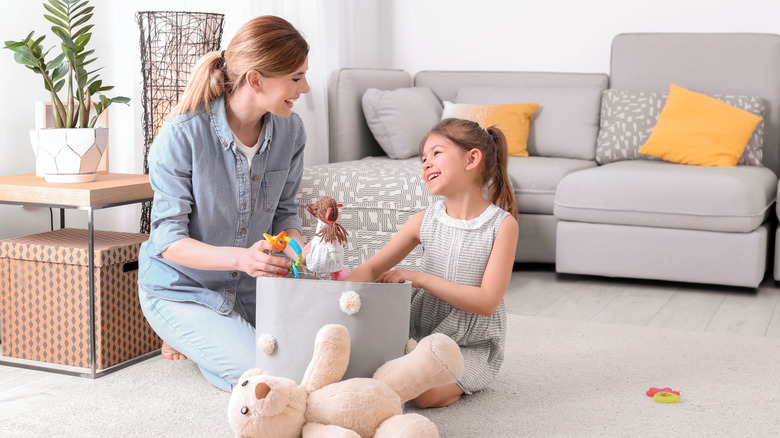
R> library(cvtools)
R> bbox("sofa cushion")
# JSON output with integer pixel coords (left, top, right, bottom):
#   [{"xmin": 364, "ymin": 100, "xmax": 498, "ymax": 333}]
[
  {"xmin": 508, "ymin": 156, "xmax": 596, "ymax": 215},
  {"xmin": 637, "ymin": 84, "xmax": 763, "ymax": 167},
  {"xmin": 361, "ymin": 87, "xmax": 443, "ymax": 159},
  {"xmin": 455, "ymin": 86, "xmax": 603, "ymax": 161},
  {"xmin": 441, "ymin": 101, "xmax": 538, "ymax": 157},
  {"xmin": 554, "ymin": 160, "xmax": 777, "ymax": 233},
  {"xmin": 596, "ymin": 89, "xmax": 766, "ymax": 166}
]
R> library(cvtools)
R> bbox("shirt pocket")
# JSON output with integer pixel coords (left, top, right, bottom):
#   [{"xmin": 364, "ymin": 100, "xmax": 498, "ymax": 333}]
[{"xmin": 263, "ymin": 169, "xmax": 289, "ymax": 212}]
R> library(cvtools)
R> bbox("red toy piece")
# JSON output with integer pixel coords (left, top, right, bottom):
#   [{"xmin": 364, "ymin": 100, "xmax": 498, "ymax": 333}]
[{"xmin": 646, "ymin": 387, "xmax": 680, "ymax": 397}]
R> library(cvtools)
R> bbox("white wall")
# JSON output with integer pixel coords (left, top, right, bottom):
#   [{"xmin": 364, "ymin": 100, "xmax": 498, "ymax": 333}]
[{"xmin": 387, "ymin": 0, "xmax": 780, "ymax": 75}]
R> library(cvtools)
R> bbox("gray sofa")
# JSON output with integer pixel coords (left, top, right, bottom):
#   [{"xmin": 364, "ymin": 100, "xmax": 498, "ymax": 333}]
[{"xmin": 297, "ymin": 33, "xmax": 780, "ymax": 288}]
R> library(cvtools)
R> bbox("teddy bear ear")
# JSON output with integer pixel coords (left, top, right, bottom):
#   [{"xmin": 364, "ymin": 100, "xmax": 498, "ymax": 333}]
[{"xmin": 237, "ymin": 368, "xmax": 269, "ymax": 384}]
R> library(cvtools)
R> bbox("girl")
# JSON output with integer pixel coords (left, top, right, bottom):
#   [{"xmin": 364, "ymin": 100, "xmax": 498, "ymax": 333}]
[
  {"xmin": 138, "ymin": 16, "xmax": 310, "ymax": 392},
  {"xmin": 348, "ymin": 118, "xmax": 519, "ymax": 407}
]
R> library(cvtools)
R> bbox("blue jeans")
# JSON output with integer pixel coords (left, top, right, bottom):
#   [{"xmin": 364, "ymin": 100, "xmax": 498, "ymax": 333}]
[{"xmin": 138, "ymin": 289, "xmax": 256, "ymax": 392}]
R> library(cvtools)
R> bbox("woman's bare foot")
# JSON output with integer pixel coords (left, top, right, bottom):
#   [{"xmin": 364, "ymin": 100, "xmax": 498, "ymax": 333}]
[{"xmin": 161, "ymin": 341, "xmax": 188, "ymax": 360}]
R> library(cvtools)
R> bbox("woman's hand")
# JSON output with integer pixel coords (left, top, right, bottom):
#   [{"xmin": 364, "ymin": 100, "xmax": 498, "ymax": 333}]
[
  {"xmin": 239, "ymin": 240, "xmax": 293, "ymax": 277},
  {"xmin": 377, "ymin": 269, "xmax": 423, "ymax": 287}
]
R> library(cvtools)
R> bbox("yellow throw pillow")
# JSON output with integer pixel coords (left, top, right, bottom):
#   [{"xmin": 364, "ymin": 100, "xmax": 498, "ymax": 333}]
[
  {"xmin": 637, "ymin": 83, "xmax": 762, "ymax": 167},
  {"xmin": 441, "ymin": 101, "xmax": 539, "ymax": 157}
]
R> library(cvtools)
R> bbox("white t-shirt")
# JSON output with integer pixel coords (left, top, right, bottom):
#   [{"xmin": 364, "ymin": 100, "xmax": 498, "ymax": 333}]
[{"xmin": 233, "ymin": 131, "xmax": 262, "ymax": 171}]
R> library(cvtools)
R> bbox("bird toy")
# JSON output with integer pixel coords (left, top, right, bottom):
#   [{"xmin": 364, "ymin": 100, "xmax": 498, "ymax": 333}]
[{"xmin": 263, "ymin": 231, "xmax": 302, "ymax": 278}]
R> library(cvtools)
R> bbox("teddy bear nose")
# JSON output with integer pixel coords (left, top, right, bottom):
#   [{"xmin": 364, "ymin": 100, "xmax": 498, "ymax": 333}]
[{"xmin": 255, "ymin": 382, "xmax": 271, "ymax": 399}]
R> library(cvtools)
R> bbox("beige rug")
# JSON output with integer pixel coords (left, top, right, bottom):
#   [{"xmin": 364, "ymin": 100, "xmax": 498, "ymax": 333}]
[{"xmin": 3, "ymin": 315, "xmax": 780, "ymax": 437}]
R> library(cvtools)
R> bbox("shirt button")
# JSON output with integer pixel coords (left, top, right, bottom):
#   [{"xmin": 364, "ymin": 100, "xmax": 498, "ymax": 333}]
[
  {"xmin": 231, "ymin": 271, "xmax": 238, "ymax": 277},
  {"xmin": 253, "ymin": 175, "xmax": 259, "ymax": 181},
  {"xmin": 228, "ymin": 289, "xmax": 236, "ymax": 294},
  {"xmin": 241, "ymin": 228, "xmax": 247, "ymax": 234}
]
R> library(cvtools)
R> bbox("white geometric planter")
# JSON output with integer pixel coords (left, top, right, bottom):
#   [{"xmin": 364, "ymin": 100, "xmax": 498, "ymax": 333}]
[{"xmin": 29, "ymin": 128, "xmax": 108, "ymax": 183}]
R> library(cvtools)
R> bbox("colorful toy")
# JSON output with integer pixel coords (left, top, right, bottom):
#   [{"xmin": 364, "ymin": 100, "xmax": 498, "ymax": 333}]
[
  {"xmin": 228, "ymin": 324, "xmax": 464, "ymax": 438},
  {"xmin": 647, "ymin": 387, "xmax": 680, "ymax": 403},
  {"xmin": 263, "ymin": 231, "xmax": 303, "ymax": 278},
  {"xmin": 653, "ymin": 391, "xmax": 680, "ymax": 403},
  {"xmin": 646, "ymin": 387, "xmax": 680, "ymax": 397},
  {"xmin": 305, "ymin": 196, "xmax": 351, "ymax": 280}
]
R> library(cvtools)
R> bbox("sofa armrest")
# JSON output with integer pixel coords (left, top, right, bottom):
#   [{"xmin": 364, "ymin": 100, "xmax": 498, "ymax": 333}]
[{"xmin": 328, "ymin": 68, "xmax": 412, "ymax": 163}]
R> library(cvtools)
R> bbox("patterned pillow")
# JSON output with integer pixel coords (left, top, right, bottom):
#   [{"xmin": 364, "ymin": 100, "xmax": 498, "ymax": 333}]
[{"xmin": 596, "ymin": 89, "xmax": 765, "ymax": 166}]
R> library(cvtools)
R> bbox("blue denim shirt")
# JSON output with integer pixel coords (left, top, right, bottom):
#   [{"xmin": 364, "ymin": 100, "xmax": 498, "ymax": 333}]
[{"xmin": 138, "ymin": 95, "xmax": 305, "ymax": 316}]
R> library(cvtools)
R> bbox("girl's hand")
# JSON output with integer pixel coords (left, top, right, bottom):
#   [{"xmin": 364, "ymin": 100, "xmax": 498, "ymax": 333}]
[
  {"xmin": 240, "ymin": 240, "xmax": 293, "ymax": 277},
  {"xmin": 302, "ymin": 240, "xmax": 312, "ymax": 264},
  {"xmin": 377, "ymin": 269, "xmax": 422, "ymax": 287}
]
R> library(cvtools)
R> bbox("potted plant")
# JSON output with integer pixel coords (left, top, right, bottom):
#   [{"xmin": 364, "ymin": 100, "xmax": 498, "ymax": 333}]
[{"xmin": 4, "ymin": 0, "xmax": 129, "ymax": 182}]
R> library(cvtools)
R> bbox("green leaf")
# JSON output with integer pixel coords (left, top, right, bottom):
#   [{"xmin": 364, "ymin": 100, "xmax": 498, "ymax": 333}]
[
  {"xmin": 53, "ymin": 27, "xmax": 75, "ymax": 47},
  {"xmin": 87, "ymin": 79, "xmax": 101, "ymax": 94},
  {"xmin": 71, "ymin": 6, "xmax": 93, "ymax": 19},
  {"xmin": 99, "ymin": 94, "xmax": 109, "ymax": 107},
  {"xmin": 113, "ymin": 96, "xmax": 131, "ymax": 104},
  {"xmin": 43, "ymin": 3, "xmax": 68, "ymax": 21},
  {"xmin": 14, "ymin": 51, "xmax": 38, "ymax": 67},
  {"xmin": 5, "ymin": 43, "xmax": 31, "ymax": 54},
  {"xmin": 47, "ymin": 0, "xmax": 67, "ymax": 15},
  {"xmin": 72, "ymin": 24, "xmax": 93, "ymax": 39},
  {"xmin": 70, "ymin": 0, "xmax": 89, "ymax": 14},
  {"xmin": 54, "ymin": 79, "xmax": 66, "ymax": 92},
  {"xmin": 45, "ymin": 53, "xmax": 66, "ymax": 70},
  {"xmin": 74, "ymin": 33, "xmax": 91, "ymax": 47},
  {"xmin": 71, "ymin": 13, "xmax": 92, "ymax": 28},
  {"xmin": 52, "ymin": 65, "xmax": 68, "ymax": 81},
  {"xmin": 4, "ymin": 40, "xmax": 26, "ymax": 49},
  {"xmin": 32, "ymin": 35, "xmax": 46, "ymax": 50},
  {"xmin": 44, "ymin": 14, "xmax": 68, "ymax": 30}
]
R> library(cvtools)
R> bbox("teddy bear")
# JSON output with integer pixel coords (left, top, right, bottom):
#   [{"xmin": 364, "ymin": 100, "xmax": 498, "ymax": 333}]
[{"xmin": 227, "ymin": 324, "xmax": 464, "ymax": 438}]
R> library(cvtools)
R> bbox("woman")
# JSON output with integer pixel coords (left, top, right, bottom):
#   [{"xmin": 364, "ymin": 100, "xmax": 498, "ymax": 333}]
[{"xmin": 138, "ymin": 15, "xmax": 310, "ymax": 391}]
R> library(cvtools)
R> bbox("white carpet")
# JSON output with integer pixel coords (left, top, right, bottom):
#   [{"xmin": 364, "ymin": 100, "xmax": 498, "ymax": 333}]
[{"xmin": 3, "ymin": 315, "xmax": 780, "ymax": 437}]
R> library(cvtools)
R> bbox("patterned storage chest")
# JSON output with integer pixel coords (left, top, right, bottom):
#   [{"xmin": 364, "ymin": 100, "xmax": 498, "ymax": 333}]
[{"xmin": 0, "ymin": 228, "xmax": 160, "ymax": 369}]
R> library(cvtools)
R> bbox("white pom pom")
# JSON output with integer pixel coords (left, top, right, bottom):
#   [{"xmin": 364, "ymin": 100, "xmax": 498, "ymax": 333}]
[
  {"xmin": 339, "ymin": 291, "xmax": 361, "ymax": 315},
  {"xmin": 257, "ymin": 334, "xmax": 276, "ymax": 354}
]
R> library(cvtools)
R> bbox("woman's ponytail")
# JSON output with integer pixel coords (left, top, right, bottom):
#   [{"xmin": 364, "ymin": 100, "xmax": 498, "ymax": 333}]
[{"xmin": 173, "ymin": 51, "xmax": 228, "ymax": 115}]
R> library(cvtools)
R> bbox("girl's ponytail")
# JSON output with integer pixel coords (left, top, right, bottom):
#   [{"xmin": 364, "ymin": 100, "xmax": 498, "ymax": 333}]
[{"xmin": 485, "ymin": 126, "xmax": 519, "ymax": 220}]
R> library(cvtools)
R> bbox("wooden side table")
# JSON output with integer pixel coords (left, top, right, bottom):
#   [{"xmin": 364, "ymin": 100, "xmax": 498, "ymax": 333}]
[{"xmin": 0, "ymin": 173, "xmax": 155, "ymax": 378}]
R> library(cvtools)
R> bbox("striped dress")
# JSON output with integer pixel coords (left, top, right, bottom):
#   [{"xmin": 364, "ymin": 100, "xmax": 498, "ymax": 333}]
[{"xmin": 410, "ymin": 200, "xmax": 509, "ymax": 394}]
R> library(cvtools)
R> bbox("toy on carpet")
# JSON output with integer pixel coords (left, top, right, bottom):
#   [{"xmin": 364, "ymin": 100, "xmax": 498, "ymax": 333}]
[
  {"xmin": 228, "ymin": 324, "xmax": 464, "ymax": 438},
  {"xmin": 263, "ymin": 231, "xmax": 303, "ymax": 278},
  {"xmin": 304, "ymin": 196, "xmax": 351, "ymax": 281},
  {"xmin": 646, "ymin": 387, "xmax": 680, "ymax": 403}
]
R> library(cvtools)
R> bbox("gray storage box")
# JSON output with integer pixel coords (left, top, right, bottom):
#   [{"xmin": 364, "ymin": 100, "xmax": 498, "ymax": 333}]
[{"xmin": 255, "ymin": 276, "xmax": 411, "ymax": 382}]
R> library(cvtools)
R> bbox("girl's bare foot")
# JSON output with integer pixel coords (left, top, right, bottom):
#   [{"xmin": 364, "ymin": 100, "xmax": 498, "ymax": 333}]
[{"xmin": 161, "ymin": 341, "xmax": 188, "ymax": 360}]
